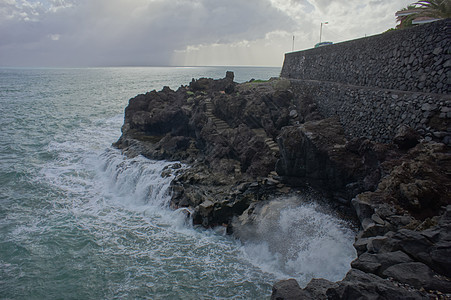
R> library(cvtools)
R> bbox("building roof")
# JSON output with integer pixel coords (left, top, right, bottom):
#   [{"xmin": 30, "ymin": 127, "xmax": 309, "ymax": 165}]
[
  {"xmin": 395, "ymin": 8, "xmax": 441, "ymax": 25},
  {"xmin": 412, "ymin": 17, "xmax": 441, "ymax": 24},
  {"xmin": 395, "ymin": 9, "xmax": 423, "ymax": 17}
]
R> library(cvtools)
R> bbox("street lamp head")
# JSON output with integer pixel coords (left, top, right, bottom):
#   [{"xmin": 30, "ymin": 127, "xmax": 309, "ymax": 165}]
[{"xmin": 320, "ymin": 22, "xmax": 329, "ymax": 43}]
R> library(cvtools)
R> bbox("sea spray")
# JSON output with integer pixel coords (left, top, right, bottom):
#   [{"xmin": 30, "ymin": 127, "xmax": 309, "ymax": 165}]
[
  {"xmin": 96, "ymin": 149, "xmax": 193, "ymax": 229},
  {"xmin": 96, "ymin": 150, "xmax": 357, "ymax": 288},
  {"xmin": 99, "ymin": 149, "xmax": 182, "ymax": 207},
  {"xmin": 1, "ymin": 67, "xmax": 356, "ymax": 298},
  {"xmin": 233, "ymin": 197, "xmax": 357, "ymax": 286}
]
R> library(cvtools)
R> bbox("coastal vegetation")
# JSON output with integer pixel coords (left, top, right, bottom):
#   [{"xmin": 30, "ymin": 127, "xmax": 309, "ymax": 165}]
[
  {"xmin": 415, "ymin": 0, "xmax": 451, "ymax": 19},
  {"xmin": 396, "ymin": 0, "xmax": 450, "ymax": 29}
]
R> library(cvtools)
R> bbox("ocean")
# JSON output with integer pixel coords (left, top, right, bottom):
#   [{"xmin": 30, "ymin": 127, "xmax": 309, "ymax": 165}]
[{"xmin": 0, "ymin": 66, "xmax": 356, "ymax": 299}]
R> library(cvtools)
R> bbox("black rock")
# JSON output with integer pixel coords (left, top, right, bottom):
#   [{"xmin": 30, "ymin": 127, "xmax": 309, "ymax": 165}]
[
  {"xmin": 271, "ymin": 279, "xmax": 310, "ymax": 300},
  {"xmin": 393, "ymin": 125, "xmax": 420, "ymax": 150}
]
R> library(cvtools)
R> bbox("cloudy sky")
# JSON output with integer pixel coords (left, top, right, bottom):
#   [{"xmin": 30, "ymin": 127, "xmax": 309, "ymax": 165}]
[{"xmin": 0, "ymin": 0, "xmax": 413, "ymax": 67}]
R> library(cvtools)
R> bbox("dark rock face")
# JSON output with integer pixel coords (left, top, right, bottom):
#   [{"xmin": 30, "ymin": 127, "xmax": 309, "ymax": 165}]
[
  {"xmin": 271, "ymin": 279, "xmax": 309, "ymax": 300},
  {"xmin": 115, "ymin": 74, "xmax": 303, "ymax": 227},
  {"xmin": 393, "ymin": 125, "xmax": 421, "ymax": 150},
  {"xmin": 325, "ymin": 269, "xmax": 428, "ymax": 300},
  {"xmin": 277, "ymin": 142, "xmax": 451, "ymax": 298},
  {"xmin": 363, "ymin": 142, "xmax": 451, "ymax": 219},
  {"xmin": 276, "ymin": 117, "xmax": 364, "ymax": 194},
  {"xmin": 382, "ymin": 262, "xmax": 450, "ymax": 292},
  {"xmin": 114, "ymin": 72, "xmax": 451, "ymax": 299},
  {"xmin": 124, "ymin": 87, "xmax": 190, "ymax": 137}
]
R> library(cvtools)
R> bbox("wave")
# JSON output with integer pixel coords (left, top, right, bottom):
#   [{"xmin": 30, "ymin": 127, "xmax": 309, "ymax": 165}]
[{"xmin": 234, "ymin": 197, "xmax": 357, "ymax": 285}]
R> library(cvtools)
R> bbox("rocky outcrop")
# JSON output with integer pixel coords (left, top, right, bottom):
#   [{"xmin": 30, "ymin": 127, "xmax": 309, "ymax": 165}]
[
  {"xmin": 115, "ymin": 74, "xmax": 303, "ymax": 227},
  {"xmin": 115, "ymin": 72, "xmax": 450, "ymax": 299},
  {"xmin": 274, "ymin": 141, "xmax": 451, "ymax": 299},
  {"xmin": 276, "ymin": 118, "xmax": 371, "ymax": 196}
]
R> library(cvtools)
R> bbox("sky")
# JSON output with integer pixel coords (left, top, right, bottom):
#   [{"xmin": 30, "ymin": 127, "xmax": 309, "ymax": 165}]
[{"xmin": 0, "ymin": 0, "xmax": 414, "ymax": 67}]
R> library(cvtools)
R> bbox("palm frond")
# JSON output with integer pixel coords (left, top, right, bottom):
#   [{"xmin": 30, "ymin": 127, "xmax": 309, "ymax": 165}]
[{"xmin": 413, "ymin": 0, "xmax": 451, "ymax": 18}]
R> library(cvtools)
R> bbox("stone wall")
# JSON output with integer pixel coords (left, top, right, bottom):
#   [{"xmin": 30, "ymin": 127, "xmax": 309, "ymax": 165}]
[
  {"xmin": 281, "ymin": 19, "xmax": 450, "ymax": 95},
  {"xmin": 281, "ymin": 19, "xmax": 450, "ymax": 144},
  {"xmin": 290, "ymin": 80, "xmax": 450, "ymax": 144}
]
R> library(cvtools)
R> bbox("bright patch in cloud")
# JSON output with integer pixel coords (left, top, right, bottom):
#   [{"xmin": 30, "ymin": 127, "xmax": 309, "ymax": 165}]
[
  {"xmin": 48, "ymin": 33, "xmax": 60, "ymax": 41},
  {"xmin": 0, "ymin": 0, "xmax": 414, "ymax": 67}
]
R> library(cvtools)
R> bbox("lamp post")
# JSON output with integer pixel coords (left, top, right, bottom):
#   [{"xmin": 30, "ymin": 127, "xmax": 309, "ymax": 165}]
[{"xmin": 319, "ymin": 22, "xmax": 328, "ymax": 43}]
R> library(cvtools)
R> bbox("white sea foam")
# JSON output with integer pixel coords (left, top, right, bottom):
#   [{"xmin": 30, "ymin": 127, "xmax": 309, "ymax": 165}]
[
  {"xmin": 235, "ymin": 197, "xmax": 357, "ymax": 286},
  {"xmin": 1, "ymin": 67, "xmax": 356, "ymax": 299},
  {"xmin": 42, "ymin": 126, "xmax": 357, "ymax": 290}
]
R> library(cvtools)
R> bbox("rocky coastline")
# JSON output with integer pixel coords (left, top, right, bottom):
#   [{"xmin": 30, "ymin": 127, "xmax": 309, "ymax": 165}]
[{"xmin": 114, "ymin": 73, "xmax": 450, "ymax": 299}]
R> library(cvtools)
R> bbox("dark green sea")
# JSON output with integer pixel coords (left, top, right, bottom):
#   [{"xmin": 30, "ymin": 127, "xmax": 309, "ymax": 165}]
[{"xmin": 0, "ymin": 66, "xmax": 356, "ymax": 299}]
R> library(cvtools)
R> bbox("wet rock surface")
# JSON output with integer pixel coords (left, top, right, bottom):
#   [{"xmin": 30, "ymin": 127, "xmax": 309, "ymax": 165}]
[
  {"xmin": 115, "ymin": 75, "xmax": 299, "ymax": 227},
  {"xmin": 275, "ymin": 141, "xmax": 451, "ymax": 299},
  {"xmin": 115, "ymin": 73, "xmax": 451, "ymax": 299}
]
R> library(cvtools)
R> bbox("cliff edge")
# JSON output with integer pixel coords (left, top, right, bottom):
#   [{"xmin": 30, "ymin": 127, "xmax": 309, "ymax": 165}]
[{"xmin": 114, "ymin": 72, "xmax": 450, "ymax": 299}]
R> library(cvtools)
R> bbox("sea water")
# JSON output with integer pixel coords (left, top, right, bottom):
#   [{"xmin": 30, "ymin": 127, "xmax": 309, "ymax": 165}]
[{"xmin": 0, "ymin": 67, "xmax": 356, "ymax": 299}]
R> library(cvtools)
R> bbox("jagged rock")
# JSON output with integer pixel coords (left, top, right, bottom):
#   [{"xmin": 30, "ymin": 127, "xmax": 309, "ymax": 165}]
[
  {"xmin": 276, "ymin": 117, "xmax": 365, "ymax": 196},
  {"xmin": 393, "ymin": 125, "xmax": 421, "ymax": 150},
  {"xmin": 359, "ymin": 142, "xmax": 451, "ymax": 220},
  {"xmin": 270, "ymin": 140, "xmax": 451, "ymax": 298},
  {"xmin": 366, "ymin": 234, "xmax": 394, "ymax": 253},
  {"xmin": 351, "ymin": 251, "xmax": 413, "ymax": 275},
  {"xmin": 303, "ymin": 278, "xmax": 338, "ymax": 299},
  {"xmin": 271, "ymin": 279, "xmax": 310, "ymax": 300},
  {"xmin": 189, "ymin": 72, "xmax": 235, "ymax": 93},
  {"xmin": 399, "ymin": 179, "xmax": 438, "ymax": 210},
  {"xmin": 115, "ymin": 73, "xmax": 306, "ymax": 227},
  {"xmin": 382, "ymin": 262, "xmax": 451, "ymax": 292},
  {"xmin": 351, "ymin": 194, "xmax": 375, "ymax": 223},
  {"xmin": 325, "ymin": 269, "xmax": 428, "ymax": 299},
  {"xmin": 271, "ymin": 278, "xmax": 339, "ymax": 300},
  {"xmin": 115, "ymin": 73, "xmax": 451, "ymax": 299},
  {"xmin": 375, "ymin": 211, "xmax": 451, "ymax": 278},
  {"xmin": 353, "ymin": 237, "xmax": 372, "ymax": 255},
  {"xmin": 198, "ymin": 200, "xmax": 214, "ymax": 216},
  {"xmin": 116, "ymin": 73, "xmax": 284, "ymax": 178}
]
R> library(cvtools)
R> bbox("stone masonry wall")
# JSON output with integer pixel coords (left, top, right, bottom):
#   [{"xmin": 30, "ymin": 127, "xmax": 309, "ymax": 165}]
[
  {"xmin": 281, "ymin": 19, "xmax": 450, "ymax": 94},
  {"xmin": 290, "ymin": 80, "xmax": 450, "ymax": 144},
  {"xmin": 281, "ymin": 19, "xmax": 450, "ymax": 144}
]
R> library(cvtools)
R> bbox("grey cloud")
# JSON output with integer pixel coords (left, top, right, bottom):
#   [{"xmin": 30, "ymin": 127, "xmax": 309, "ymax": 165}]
[{"xmin": 0, "ymin": 0, "xmax": 295, "ymax": 67}]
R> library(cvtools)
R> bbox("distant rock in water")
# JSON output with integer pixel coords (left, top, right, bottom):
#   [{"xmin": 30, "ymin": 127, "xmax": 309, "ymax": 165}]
[{"xmin": 115, "ymin": 72, "xmax": 451, "ymax": 299}]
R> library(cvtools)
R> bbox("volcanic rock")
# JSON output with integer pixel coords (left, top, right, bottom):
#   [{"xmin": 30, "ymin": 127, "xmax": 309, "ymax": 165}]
[{"xmin": 114, "ymin": 72, "xmax": 451, "ymax": 299}]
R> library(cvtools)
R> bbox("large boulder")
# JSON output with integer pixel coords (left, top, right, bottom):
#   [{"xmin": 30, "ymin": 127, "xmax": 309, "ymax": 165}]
[
  {"xmin": 393, "ymin": 125, "xmax": 421, "ymax": 150},
  {"xmin": 271, "ymin": 279, "xmax": 309, "ymax": 300},
  {"xmin": 382, "ymin": 262, "xmax": 451, "ymax": 292},
  {"xmin": 365, "ymin": 142, "xmax": 451, "ymax": 219},
  {"xmin": 325, "ymin": 269, "xmax": 428, "ymax": 299},
  {"xmin": 275, "ymin": 117, "xmax": 364, "ymax": 196}
]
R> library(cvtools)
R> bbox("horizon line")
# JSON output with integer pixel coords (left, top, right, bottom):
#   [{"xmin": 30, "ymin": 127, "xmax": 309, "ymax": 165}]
[{"xmin": 0, "ymin": 64, "xmax": 282, "ymax": 69}]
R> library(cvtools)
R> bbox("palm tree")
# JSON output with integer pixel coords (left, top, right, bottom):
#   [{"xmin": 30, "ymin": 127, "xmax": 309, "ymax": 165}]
[
  {"xmin": 413, "ymin": 0, "xmax": 451, "ymax": 19},
  {"xmin": 396, "ymin": 5, "xmax": 418, "ymax": 28}
]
